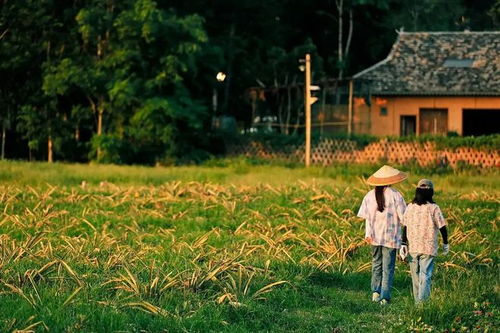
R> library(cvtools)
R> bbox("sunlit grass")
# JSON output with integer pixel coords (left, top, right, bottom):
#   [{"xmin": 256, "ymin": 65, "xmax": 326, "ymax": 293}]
[{"xmin": 0, "ymin": 160, "xmax": 498, "ymax": 331}]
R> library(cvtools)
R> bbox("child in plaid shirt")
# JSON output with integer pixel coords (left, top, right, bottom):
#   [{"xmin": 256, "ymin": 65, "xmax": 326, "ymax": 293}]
[{"xmin": 357, "ymin": 165, "xmax": 407, "ymax": 305}]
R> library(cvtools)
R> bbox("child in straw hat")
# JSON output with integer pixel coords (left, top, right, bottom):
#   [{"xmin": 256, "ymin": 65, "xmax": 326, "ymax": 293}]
[
  {"xmin": 400, "ymin": 179, "xmax": 449, "ymax": 304},
  {"xmin": 357, "ymin": 165, "xmax": 407, "ymax": 305}
]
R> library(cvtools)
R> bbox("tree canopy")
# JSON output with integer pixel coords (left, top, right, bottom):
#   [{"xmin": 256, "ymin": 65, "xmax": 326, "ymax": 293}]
[{"xmin": 1, "ymin": 0, "xmax": 498, "ymax": 164}]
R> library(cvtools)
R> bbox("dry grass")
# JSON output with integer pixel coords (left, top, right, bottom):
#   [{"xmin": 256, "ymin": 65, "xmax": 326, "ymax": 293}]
[{"xmin": 0, "ymin": 163, "xmax": 498, "ymax": 331}]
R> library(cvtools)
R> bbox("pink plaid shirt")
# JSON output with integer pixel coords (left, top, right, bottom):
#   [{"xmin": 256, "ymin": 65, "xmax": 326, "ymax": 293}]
[{"xmin": 357, "ymin": 187, "xmax": 406, "ymax": 249}]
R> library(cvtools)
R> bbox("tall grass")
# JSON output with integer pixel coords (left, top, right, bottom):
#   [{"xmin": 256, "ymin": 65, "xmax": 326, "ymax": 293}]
[{"xmin": 0, "ymin": 160, "xmax": 497, "ymax": 332}]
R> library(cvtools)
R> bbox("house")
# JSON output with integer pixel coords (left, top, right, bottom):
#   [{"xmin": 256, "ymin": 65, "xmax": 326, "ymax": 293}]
[{"xmin": 353, "ymin": 31, "xmax": 500, "ymax": 136}]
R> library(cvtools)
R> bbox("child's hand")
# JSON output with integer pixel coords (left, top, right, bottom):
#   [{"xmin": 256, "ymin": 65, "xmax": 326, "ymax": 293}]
[
  {"xmin": 399, "ymin": 245, "xmax": 408, "ymax": 260},
  {"xmin": 442, "ymin": 243, "xmax": 450, "ymax": 255},
  {"xmin": 365, "ymin": 237, "xmax": 372, "ymax": 245}
]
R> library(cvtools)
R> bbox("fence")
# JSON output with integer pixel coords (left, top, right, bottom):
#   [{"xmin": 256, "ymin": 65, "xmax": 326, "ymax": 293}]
[
  {"xmin": 246, "ymin": 80, "xmax": 371, "ymax": 136},
  {"xmin": 227, "ymin": 138, "xmax": 500, "ymax": 168}
]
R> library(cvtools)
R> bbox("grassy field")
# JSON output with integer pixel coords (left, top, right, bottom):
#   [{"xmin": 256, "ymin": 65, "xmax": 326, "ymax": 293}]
[{"xmin": 0, "ymin": 160, "xmax": 498, "ymax": 332}]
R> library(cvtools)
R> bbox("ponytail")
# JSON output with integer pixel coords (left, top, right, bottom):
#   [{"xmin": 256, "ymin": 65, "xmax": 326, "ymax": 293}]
[{"xmin": 375, "ymin": 186, "xmax": 386, "ymax": 212}]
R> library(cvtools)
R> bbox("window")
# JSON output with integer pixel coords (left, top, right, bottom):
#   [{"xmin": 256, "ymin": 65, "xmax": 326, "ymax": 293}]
[
  {"xmin": 380, "ymin": 107, "xmax": 388, "ymax": 116},
  {"xmin": 443, "ymin": 59, "xmax": 473, "ymax": 68},
  {"xmin": 400, "ymin": 116, "xmax": 416, "ymax": 136}
]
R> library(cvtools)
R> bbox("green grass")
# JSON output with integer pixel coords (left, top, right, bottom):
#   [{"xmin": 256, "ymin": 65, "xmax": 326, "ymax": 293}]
[{"xmin": 0, "ymin": 160, "xmax": 498, "ymax": 332}]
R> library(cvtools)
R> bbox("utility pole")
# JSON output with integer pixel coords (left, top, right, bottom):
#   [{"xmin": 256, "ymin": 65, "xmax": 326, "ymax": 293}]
[
  {"xmin": 348, "ymin": 79, "xmax": 353, "ymax": 137},
  {"xmin": 302, "ymin": 54, "xmax": 319, "ymax": 167}
]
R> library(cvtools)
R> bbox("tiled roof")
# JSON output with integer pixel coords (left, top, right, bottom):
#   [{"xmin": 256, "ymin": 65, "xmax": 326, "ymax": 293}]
[{"xmin": 353, "ymin": 31, "xmax": 500, "ymax": 96}]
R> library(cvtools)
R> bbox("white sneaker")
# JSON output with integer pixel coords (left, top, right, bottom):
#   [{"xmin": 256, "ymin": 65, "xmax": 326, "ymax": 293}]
[
  {"xmin": 372, "ymin": 292, "xmax": 380, "ymax": 302},
  {"xmin": 380, "ymin": 299, "xmax": 389, "ymax": 306}
]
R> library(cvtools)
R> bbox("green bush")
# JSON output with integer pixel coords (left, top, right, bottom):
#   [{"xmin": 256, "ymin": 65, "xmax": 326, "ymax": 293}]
[
  {"xmin": 320, "ymin": 133, "xmax": 378, "ymax": 148},
  {"xmin": 90, "ymin": 134, "xmax": 132, "ymax": 164},
  {"xmin": 229, "ymin": 132, "xmax": 499, "ymax": 152},
  {"xmin": 228, "ymin": 132, "xmax": 304, "ymax": 150},
  {"xmin": 386, "ymin": 134, "xmax": 500, "ymax": 151},
  {"xmin": 226, "ymin": 132, "xmax": 378, "ymax": 150}
]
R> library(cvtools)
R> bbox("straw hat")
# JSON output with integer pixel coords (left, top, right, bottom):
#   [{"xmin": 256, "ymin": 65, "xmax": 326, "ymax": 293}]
[{"xmin": 366, "ymin": 165, "xmax": 407, "ymax": 186}]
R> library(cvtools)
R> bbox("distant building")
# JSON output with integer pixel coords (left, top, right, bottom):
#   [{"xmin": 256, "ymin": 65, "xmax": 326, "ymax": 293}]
[{"xmin": 353, "ymin": 31, "xmax": 500, "ymax": 136}]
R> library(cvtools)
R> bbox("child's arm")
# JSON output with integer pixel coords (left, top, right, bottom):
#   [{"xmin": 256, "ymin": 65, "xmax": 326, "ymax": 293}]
[
  {"xmin": 439, "ymin": 225, "xmax": 449, "ymax": 255},
  {"xmin": 439, "ymin": 226, "xmax": 448, "ymax": 244},
  {"xmin": 364, "ymin": 219, "xmax": 373, "ymax": 244},
  {"xmin": 433, "ymin": 205, "xmax": 449, "ymax": 255},
  {"xmin": 357, "ymin": 194, "xmax": 372, "ymax": 243},
  {"xmin": 399, "ymin": 225, "xmax": 409, "ymax": 260},
  {"xmin": 402, "ymin": 226, "xmax": 408, "ymax": 245},
  {"xmin": 395, "ymin": 192, "xmax": 407, "ymax": 222},
  {"xmin": 400, "ymin": 205, "xmax": 409, "ymax": 259}
]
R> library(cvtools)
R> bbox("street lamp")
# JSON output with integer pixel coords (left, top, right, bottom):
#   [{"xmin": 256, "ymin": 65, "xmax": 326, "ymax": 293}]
[
  {"xmin": 212, "ymin": 72, "xmax": 227, "ymax": 129},
  {"xmin": 213, "ymin": 72, "xmax": 227, "ymax": 112},
  {"xmin": 216, "ymin": 72, "xmax": 226, "ymax": 82}
]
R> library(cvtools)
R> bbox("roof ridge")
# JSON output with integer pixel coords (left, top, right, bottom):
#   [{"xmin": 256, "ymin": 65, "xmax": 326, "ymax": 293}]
[{"xmin": 399, "ymin": 31, "xmax": 500, "ymax": 35}]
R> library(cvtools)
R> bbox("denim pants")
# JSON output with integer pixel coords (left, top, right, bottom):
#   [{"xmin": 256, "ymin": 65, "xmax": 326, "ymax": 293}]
[
  {"xmin": 371, "ymin": 246, "xmax": 396, "ymax": 301},
  {"xmin": 409, "ymin": 253, "xmax": 435, "ymax": 303}
]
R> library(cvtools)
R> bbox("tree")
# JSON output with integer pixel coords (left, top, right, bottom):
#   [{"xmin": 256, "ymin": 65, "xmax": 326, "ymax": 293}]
[
  {"xmin": 1, "ymin": 0, "xmax": 83, "ymax": 161},
  {"xmin": 383, "ymin": 0, "xmax": 465, "ymax": 32},
  {"xmin": 43, "ymin": 0, "xmax": 207, "ymax": 163},
  {"xmin": 43, "ymin": 0, "xmax": 120, "ymax": 159},
  {"xmin": 0, "ymin": 0, "xmax": 47, "ymax": 160}
]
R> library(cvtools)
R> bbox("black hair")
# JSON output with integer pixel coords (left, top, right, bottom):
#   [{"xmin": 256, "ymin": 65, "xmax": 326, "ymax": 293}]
[
  {"xmin": 375, "ymin": 186, "xmax": 386, "ymax": 212},
  {"xmin": 412, "ymin": 187, "xmax": 435, "ymax": 205}
]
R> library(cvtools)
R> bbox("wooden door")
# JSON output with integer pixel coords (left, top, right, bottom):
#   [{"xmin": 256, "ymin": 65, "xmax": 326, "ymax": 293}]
[
  {"xmin": 419, "ymin": 109, "xmax": 448, "ymax": 135},
  {"xmin": 401, "ymin": 115, "xmax": 416, "ymax": 136}
]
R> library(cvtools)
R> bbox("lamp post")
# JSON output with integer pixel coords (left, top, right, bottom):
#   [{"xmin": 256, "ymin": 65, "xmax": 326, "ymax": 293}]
[
  {"xmin": 213, "ymin": 72, "xmax": 227, "ymax": 112},
  {"xmin": 212, "ymin": 72, "xmax": 226, "ymax": 128}
]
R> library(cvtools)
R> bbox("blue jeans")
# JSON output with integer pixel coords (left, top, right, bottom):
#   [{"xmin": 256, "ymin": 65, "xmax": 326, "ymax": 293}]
[
  {"xmin": 371, "ymin": 246, "xmax": 396, "ymax": 301},
  {"xmin": 409, "ymin": 253, "xmax": 435, "ymax": 303}
]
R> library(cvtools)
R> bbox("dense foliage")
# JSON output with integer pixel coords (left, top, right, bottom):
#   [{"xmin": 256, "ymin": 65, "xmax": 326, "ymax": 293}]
[{"xmin": 1, "ymin": 0, "xmax": 498, "ymax": 163}]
